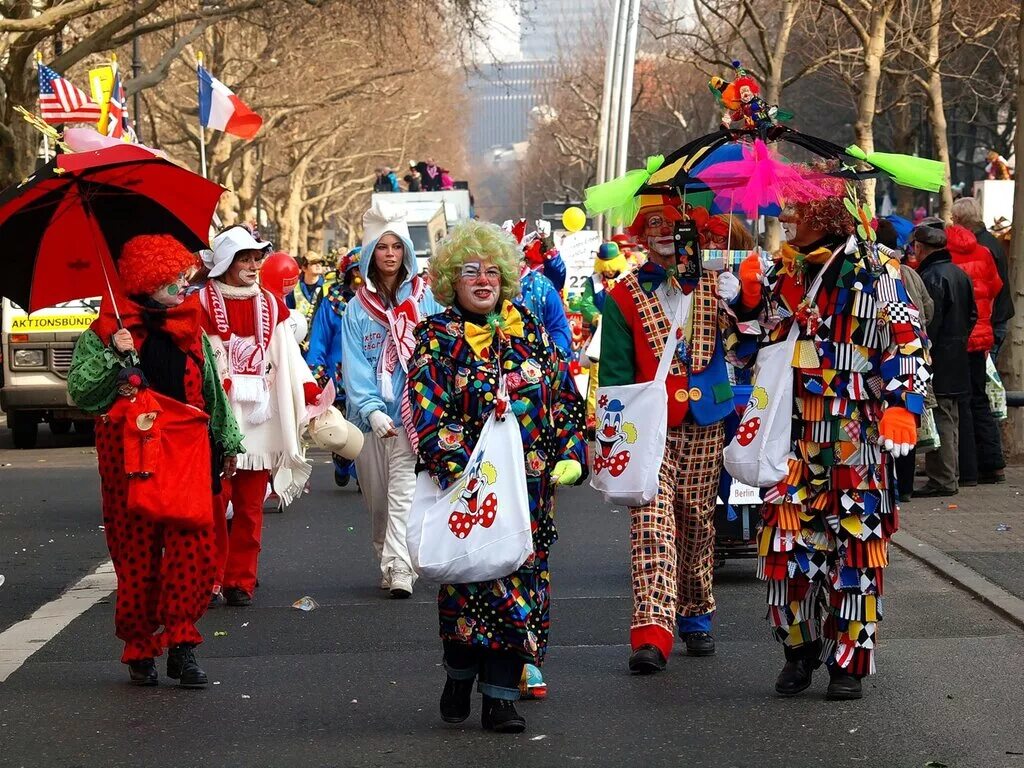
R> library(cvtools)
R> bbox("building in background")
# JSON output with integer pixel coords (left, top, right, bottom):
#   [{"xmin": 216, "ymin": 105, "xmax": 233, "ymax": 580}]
[{"xmin": 468, "ymin": 0, "xmax": 609, "ymax": 158}]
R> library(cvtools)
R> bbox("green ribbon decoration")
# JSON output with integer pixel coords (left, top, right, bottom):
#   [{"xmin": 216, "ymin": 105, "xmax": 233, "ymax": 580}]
[
  {"xmin": 846, "ymin": 145, "xmax": 946, "ymax": 192},
  {"xmin": 583, "ymin": 154, "xmax": 665, "ymax": 226}
]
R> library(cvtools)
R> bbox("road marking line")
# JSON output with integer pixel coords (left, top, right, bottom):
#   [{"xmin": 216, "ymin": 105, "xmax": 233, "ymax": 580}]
[{"xmin": 0, "ymin": 559, "xmax": 115, "ymax": 683}]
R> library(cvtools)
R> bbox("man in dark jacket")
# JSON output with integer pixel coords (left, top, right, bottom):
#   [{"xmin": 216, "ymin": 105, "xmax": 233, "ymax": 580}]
[
  {"xmin": 914, "ymin": 221, "xmax": 977, "ymax": 497},
  {"xmin": 952, "ymin": 197, "xmax": 1013, "ymax": 361}
]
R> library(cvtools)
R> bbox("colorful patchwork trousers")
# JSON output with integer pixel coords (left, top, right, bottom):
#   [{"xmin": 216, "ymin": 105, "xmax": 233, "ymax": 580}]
[
  {"xmin": 758, "ymin": 454, "xmax": 896, "ymax": 677},
  {"xmin": 629, "ymin": 420, "xmax": 724, "ymax": 657}
]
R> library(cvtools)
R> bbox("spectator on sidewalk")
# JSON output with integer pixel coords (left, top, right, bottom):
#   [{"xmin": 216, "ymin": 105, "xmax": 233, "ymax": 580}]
[
  {"xmin": 876, "ymin": 219, "xmax": 933, "ymax": 502},
  {"xmin": 947, "ymin": 224, "xmax": 1006, "ymax": 486},
  {"xmin": 914, "ymin": 221, "xmax": 976, "ymax": 498},
  {"xmin": 951, "ymin": 197, "xmax": 1013, "ymax": 362}
]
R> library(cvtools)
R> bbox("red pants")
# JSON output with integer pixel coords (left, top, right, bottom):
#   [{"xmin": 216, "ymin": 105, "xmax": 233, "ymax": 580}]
[
  {"xmin": 95, "ymin": 420, "xmax": 216, "ymax": 662},
  {"xmin": 214, "ymin": 469, "xmax": 269, "ymax": 595}
]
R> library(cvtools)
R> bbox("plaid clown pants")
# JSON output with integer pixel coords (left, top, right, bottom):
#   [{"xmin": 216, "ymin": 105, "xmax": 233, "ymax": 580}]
[{"xmin": 629, "ymin": 420, "xmax": 724, "ymax": 656}]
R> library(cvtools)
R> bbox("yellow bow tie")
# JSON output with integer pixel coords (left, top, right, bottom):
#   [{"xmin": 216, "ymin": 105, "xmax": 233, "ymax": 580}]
[
  {"xmin": 465, "ymin": 301, "xmax": 525, "ymax": 358},
  {"xmin": 778, "ymin": 244, "xmax": 833, "ymax": 280}
]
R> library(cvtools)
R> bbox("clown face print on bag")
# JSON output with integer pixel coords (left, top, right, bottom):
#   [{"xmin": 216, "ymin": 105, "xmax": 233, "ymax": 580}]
[
  {"xmin": 448, "ymin": 454, "xmax": 499, "ymax": 539},
  {"xmin": 594, "ymin": 396, "xmax": 638, "ymax": 477}
]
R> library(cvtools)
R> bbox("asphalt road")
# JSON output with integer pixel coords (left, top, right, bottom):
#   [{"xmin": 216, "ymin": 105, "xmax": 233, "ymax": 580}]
[{"xmin": 0, "ymin": 436, "xmax": 1022, "ymax": 768}]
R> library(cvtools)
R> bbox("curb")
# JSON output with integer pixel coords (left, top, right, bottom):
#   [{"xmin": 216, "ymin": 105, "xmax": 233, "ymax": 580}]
[{"xmin": 892, "ymin": 530, "xmax": 1024, "ymax": 632}]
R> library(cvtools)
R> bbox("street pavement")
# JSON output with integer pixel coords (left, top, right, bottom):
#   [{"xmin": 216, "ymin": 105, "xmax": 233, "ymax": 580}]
[
  {"xmin": 899, "ymin": 466, "xmax": 1024, "ymax": 602},
  {"xmin": 1, "ymin": 432, "xmax": 1023, "ymax": 767}
]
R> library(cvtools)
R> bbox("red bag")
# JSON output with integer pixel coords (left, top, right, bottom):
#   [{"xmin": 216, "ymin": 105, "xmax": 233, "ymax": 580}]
[{"xmin": 107, "ymin": 389, "xmax": 214, "ymax": 529}]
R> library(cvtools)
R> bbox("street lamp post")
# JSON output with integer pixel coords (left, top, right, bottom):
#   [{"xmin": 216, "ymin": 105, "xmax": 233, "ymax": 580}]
[{"xmin": 596, "ymin": 0, "xmax": 642, "ymax": 238}]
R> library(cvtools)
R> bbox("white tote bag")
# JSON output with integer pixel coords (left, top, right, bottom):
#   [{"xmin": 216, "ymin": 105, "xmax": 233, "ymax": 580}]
[
  {"xmin": 723, "ymin": 254, "xmax": 836, "ymax": 488},
  {"xmin": 590, "ymin": 300, "xmax": 685, "ymax": 507},
  {"xmin": 407, "ymin": 381, "xmax": 533, "ymax": 584}
]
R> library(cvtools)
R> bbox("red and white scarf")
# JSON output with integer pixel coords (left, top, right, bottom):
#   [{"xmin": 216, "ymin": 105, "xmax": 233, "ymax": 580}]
[
  {"xmin": 356, "ymin": 276, "xmax": 425, "ymax": 403},
  {"xmin": 201, "ymin": 281, "xmax": 278, "ymax": 422}
]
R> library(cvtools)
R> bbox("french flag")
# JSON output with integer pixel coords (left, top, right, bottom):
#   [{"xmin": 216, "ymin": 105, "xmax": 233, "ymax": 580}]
[{"xmin": 197, "ymin": 64, "xmax": 263, "ymax": 140}]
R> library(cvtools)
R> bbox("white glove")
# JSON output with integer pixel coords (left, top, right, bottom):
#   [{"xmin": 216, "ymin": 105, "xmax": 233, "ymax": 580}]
[
  {"xmin": 369, "ymin": 410, "xmax": 397, "ymax": 439},
  {"xmin": 717, "ymin": 271, "xmax": 741, "ymax": 304}
]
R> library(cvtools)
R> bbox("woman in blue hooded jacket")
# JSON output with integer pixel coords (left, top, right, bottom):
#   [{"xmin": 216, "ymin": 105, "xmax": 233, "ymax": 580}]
[{"xmin": 341, "ymin": 203, "xmax": 442, "ymax": 598}]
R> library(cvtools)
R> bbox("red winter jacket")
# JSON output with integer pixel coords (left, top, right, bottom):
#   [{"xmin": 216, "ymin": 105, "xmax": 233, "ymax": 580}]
[{"xmin": 948, "ymin": 224, "xmax": 1003, "ymax": 353}]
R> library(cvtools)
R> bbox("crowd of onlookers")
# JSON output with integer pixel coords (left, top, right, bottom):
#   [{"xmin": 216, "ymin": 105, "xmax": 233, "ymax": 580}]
[
  {"xmin": 889, "ymin": 196, "xmax": 1013, "ymax": 500},
  {"xmin": 373, "ymin": 158, "xmax": 455, "ymax": 193}
]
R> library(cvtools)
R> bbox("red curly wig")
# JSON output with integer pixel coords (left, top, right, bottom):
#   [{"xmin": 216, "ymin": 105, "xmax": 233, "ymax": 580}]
[
  {"xmin": 785, "ymin": 165, "xmax": 856, "ymax": 237},
  {"xmin": 118, "ymin": 234, "xmax": 200, "ymax": 297}
]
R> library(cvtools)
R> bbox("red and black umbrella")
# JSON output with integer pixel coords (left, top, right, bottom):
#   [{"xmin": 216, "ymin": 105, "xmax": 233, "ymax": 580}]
[{"xmin": 0, "ymin": 144, "xmax": 224, "ymax": 314}]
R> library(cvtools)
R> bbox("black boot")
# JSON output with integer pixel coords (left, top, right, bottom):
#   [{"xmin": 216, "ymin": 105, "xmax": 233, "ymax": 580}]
[
  {"xmin": 775, "ymin": 642, "xmax": 821, "ymax": 696},
  {"xmin": 223, "ymin": 587, "xmax": 252, "ymax": 607},
  {"xmin": 628, "ymin": 644, "xmax": 667, "ymax": 674},
  {"xmin": 825, "ymin": 665, "xmax": 863, "ymax": 700},
  {"xmin": 439, "ymin": 676, "xmax": 475, "ymax": 723},
  {"xmin": 128, "ymin": 658, "xmax": 158, "ymax": 686},
  {"xmin": 167, "ymin": 645, "xmax": 208, "ymax": 688},
  {"xmin": 683, "ymin": 631, "xmax": 716, "ymax": 657},
  {"xmin": 481, "ymin": 697, "xmax": 526, "ymax": 733}
]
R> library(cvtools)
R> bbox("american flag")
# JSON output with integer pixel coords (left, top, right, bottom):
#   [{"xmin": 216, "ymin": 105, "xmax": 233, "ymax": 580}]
[
  {"xmin": 106, "ymin": 66, "xmax": 128, "ymax": 139},
  {"xmin": 37, "ymin": 63, "xmax": 102, "ymax": 125}
]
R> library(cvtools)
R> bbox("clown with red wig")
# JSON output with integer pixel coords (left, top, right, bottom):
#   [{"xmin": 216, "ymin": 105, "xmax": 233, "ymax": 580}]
[
  {"xmin": 727, "ymin": 174, "xmax": 930, "ymax": 700},
  {"xmin": 68, "ymin": 234, "xmax": 244, "ymax": 688}
]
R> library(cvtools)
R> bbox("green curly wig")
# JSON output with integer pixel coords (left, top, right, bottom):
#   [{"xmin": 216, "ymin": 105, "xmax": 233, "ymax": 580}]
[{"xmin": 429, "ymin": 220, "xmax": 522, "ymax": 308}]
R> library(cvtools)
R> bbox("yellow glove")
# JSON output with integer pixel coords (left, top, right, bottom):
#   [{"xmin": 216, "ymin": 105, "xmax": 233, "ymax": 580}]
[{"xmin": 551, "ymin": 459, "xmax": 582, "ymax": 486}]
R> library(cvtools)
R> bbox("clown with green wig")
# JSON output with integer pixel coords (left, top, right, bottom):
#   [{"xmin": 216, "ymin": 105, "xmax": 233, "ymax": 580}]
[{"xmin": 406, "ymin": 219, "xmax": 588, "ymax": 734}]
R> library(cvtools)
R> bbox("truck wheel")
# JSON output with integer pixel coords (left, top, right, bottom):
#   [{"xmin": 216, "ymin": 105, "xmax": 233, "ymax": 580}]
[
  {"xmin": 73, "ymin": 419, "xmax": 95, "ymax": 435},
  {"xmin": 50, "ymin": 419, "xmax": 72, "ymax": 435},
  {"xmin": 11, "ymin": 413, "xmax": 39, "ymax": 449}
]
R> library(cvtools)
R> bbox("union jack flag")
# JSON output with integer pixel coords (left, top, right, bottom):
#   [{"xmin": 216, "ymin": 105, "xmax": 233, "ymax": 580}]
[
  {"xmin": 37, "ymin": 63, "xmax": 102, "ymax": 124},
  {"xmin": 106, "ymin": 65, "xmax": 133, "ymax": 139}
]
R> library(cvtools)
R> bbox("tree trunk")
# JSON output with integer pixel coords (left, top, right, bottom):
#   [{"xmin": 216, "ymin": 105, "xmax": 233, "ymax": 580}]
[
  {"xmin": 891, "ymin": 86, "xmax": 917, "ymax": 216},
  {"xmin": 926, "ymin": 0, "xmax": 954, "ymax": 218},
  {"xmin": 1002, "ymin": 4, "xmax": 1024, "ymax": 462},
  {"xmin": 855, "ymin": 5, "xmax": 891, "ymax": 205},
  {"xmin": 279, "ymin": 153, "xmax": 313, "ymax": 255}
]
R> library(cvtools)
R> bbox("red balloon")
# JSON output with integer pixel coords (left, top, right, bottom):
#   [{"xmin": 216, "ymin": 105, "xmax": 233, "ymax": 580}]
[{"xmin": 260, "ymin": 251, "xmax": 299, "ymax": 298}]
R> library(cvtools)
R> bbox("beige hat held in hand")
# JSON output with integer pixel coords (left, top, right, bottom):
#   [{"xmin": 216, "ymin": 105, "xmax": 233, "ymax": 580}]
[{"xmin": 308, "ymin": 406, "xmax": 364, "ymax": 460}]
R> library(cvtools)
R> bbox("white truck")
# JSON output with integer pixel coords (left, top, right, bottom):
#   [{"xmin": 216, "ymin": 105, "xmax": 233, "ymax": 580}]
[{"xmin": 1, "ymin": 297, "xmax": 100, "ymax": 448}]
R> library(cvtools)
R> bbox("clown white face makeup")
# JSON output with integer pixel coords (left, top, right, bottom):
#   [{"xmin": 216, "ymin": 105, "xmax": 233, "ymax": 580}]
[
  {"xmin": 150, "ymin": 273, "xmax": 190, "ymax": 307},
  {"xmin": 456, "ymin": 260, "xmax": 502, "ymax": 315},
  {"xmin": 224, "ymin": 248, "xmax": 267, "ymax": 287},
  {"xmin": 644, "ymin": 213, "xmax": 676, "ymax": 267},
  {"xmin": 739, "ymin": 84, "xmax": 755, "ymax": 104}
]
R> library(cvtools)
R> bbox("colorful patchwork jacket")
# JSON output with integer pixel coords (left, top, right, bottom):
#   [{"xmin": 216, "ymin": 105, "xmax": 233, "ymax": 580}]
[{"xmin": 725, "ymin": 236, "xmax": 931, "ymax": 418}]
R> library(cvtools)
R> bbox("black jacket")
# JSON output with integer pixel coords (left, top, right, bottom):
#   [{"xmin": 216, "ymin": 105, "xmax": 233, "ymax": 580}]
[
  {"xmin": 917, "ymin": 248, "xmax": 977, "ymax": 397},
  {"xmin": 974, "ymin": 227, "xmax": 1013, "ymax": 325}
]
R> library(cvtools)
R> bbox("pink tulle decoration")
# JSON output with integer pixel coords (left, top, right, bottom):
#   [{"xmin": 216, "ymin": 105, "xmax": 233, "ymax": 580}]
[{"xmin": 696, "ymin": 139, "xmax": 830, "ymax": 216}]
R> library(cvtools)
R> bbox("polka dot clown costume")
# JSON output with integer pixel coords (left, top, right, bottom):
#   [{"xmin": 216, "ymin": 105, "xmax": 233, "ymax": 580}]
[{"xmin": 67, "ymin": 234, "xmax": 244, "ymax": 687}]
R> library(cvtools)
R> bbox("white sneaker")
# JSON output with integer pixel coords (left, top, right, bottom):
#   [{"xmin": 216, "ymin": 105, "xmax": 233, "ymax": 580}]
[
  {"xmin": 389, "ymin": 567, "xmax": 414, "ymax": 599},
  {"xmin": 380, "ymin": 571, "xmax": 391, "ymax": 590}
]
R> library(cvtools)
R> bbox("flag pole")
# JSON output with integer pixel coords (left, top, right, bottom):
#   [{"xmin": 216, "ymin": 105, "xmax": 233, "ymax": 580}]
[
  {"xmin": 34, "ymin": 52, "xmax": 50, "ymax": 162},
  {"xmin": 197, "ymin": 52, "xmax": 207, "ymax": 178}
]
